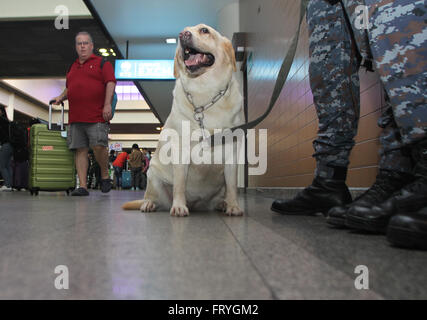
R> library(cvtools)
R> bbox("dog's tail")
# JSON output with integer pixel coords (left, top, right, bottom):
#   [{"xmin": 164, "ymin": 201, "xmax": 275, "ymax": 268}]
[{"xmin": 122, "ymin": 200, "xmax": 144, "ymax": 210}]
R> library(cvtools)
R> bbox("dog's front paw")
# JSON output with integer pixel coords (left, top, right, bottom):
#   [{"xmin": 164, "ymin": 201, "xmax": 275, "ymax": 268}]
[
  {"xmin": 140, "ymin": 199, "xmax": 156, "ymax": 212},
  {"xmin": 215, "ymin": 201, "xmax": 227, "ymax": 212},
  {"xmin": 170, "ymin": 203, "xmax": 189, "ymax": 217},
  {"xmin": 225, "ymin": 203, "xmax": 244, "ymax": 216}
]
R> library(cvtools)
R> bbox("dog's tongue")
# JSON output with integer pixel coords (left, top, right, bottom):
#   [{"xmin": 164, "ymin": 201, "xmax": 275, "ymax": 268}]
[{"xmin": 185, "ymin": 53, "xmax": 206, "ymax": 66}]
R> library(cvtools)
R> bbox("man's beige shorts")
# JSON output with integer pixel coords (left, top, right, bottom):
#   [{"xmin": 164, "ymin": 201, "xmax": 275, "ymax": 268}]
[{"xmin": 67, "ymin": 122, "xmax": 109, "ymax": 150}]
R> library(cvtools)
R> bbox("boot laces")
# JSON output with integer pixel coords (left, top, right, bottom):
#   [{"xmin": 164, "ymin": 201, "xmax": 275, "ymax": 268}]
[
  {"xmin": 353, "ymin": 175, "xmax": 401, "ymax": 203},
  {"xmin": 402, "ymin": 177, "xmax": 427, "ymax": 194}
]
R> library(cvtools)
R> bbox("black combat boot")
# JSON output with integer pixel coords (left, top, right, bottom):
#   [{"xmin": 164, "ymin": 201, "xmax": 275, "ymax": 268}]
[
  {"xmin": 271, "ymin": 173, "xmax": 352, "ymax": 216},
  {"xmin": 347, "ymin": 141, "xmax": 427, "ymax": 233},
  {"xmin": 326, "ymin": 170, "xmax": 414, "ymax": 228},
  {"xmin": 387, "ymin": 206, "xmax": 427, "ymax": 250}
]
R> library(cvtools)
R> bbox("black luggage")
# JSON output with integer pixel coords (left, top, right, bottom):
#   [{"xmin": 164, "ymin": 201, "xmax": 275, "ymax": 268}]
[{"xmin": 12, "ymin": 160, "xmax": 29, "ymax": 190}]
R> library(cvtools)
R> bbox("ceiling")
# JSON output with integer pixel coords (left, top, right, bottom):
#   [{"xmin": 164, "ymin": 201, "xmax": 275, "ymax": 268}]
[{"xmin": 89, "ymin": 0, "xmax": 236, "ymax": 60}]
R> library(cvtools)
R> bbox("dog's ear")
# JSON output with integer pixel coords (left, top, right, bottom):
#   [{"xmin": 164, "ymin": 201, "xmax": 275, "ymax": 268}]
[
  {"xmin": 223, "ymin": 39, "xmax": 237, "ymax": 72},
  {"xmin": 174, "ymin": 48, "xmax": 180, "ymax": 79}
]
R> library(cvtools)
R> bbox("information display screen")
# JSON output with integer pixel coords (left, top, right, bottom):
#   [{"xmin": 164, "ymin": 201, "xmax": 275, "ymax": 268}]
[{"xmin": 115, "ymin": 60, "xmax": 175, "ymax": 80}]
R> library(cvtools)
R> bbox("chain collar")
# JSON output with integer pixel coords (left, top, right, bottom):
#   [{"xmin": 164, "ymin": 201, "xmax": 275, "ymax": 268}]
[{"xmin": 181, "ymin": 80, "xmax": 230, "ymax": 140}]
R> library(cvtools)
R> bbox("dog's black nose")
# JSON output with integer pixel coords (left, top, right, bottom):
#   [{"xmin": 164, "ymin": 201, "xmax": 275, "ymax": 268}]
[{"xmin": 179, "ymin": 31, "xmax": 192, "ymax": 42}]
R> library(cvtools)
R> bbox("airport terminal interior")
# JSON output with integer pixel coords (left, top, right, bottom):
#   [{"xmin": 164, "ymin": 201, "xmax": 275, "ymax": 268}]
[{"xmin": 0, "ymin": 0, "xmax": 426, "ymax": 299}]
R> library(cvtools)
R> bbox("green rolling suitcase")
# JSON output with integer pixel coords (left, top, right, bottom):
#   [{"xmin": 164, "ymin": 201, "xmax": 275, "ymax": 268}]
[{"xmin": 29, "ymin": 101, "xmax": 76, "ymax": 196}]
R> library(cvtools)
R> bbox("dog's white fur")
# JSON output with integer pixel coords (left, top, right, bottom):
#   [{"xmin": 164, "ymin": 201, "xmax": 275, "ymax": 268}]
[{"xmin": 122, "ymin": 24, "xmax": 244, "ymax": 216}]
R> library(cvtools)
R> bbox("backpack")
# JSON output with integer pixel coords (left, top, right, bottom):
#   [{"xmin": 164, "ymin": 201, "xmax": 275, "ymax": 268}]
[
  {"xmin": 67, "ymin": 58, "xmax": 118, "ymax": 118},
  {"xmin": 9, "ymin": 121, "xmax": 27, "ymax": 149},
  {"xmin": 13, "ymin": 146, "xmax": 29, "ymax": 162},
  {"xmin": 100, "ymin": 59, "xmax": 118, "ymax": 118}
]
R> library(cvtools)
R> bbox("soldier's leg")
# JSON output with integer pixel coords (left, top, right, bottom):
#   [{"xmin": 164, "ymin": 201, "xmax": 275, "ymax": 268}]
[
  {"xmin": 327, "ymin": 0, "xmax": 417, "ymax": 226},
  {"xmin": 332, "ymin": 97, "xmax": 416, "ymax": 226},
  {"xmin": 272, "ymin": 0, "xmax": 357, "ymax": 215},
  {"xmin": 367, "ymin": 0, "xmax": 427, "ymax": 147},
  {"xmin": 310, "ymin": 1, "xmax": 361, "ymax": 179},
  {"xmin": 377, "ymin": 98, "xmax": 414, "ymax": 177},
  {"xmin": 347, "ymin": 0, "xmax": 427, "ymax": 237}
]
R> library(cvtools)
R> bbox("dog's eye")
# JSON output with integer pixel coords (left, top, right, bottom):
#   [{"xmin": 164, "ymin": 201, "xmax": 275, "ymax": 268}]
[{"xmin": 200, "ymin": 28, "xmax": 209, "ymax": 34}]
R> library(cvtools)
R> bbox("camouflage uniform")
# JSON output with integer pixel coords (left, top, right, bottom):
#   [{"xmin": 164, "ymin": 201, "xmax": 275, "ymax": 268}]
[
  {"xmin": 366, "ymin": 0, "xmax": 427, "ymax": 149},
  {"xmin": 308, "ymin": 0, "xmax": 363, "ymax": 179},
  {"xmin": 343, "ymin": 0, "xmax": 374, "ymax": 67},
  {"xmin": 343, "ymin": 0, "xmax": 427, "ymax": 237},
  {"xmin": 307, "ymin": 0, "xmax": 416, "ymax": 179}
]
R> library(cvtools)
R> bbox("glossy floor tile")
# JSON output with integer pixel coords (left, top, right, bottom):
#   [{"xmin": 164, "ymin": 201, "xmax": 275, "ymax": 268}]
[{"xmin": 0, "ymin": 189, "xmax": 426, "ymax": 299}]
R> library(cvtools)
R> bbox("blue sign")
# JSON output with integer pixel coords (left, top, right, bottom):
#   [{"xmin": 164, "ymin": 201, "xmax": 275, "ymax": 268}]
[{"xmin": 115, "ymin": 59, "xmax": 175, "ymax": 80}]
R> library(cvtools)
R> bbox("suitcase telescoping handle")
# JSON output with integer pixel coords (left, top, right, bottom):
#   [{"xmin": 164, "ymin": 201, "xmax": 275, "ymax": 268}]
[{"xmin": 48, "ymin": 100, "xmax": 65, "ymax": 131}]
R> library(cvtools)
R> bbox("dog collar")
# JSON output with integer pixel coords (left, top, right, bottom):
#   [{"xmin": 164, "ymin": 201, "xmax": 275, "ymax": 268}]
[{"xmin": 181, "ymin": 80, "xmax": 230, "ymax": 138}]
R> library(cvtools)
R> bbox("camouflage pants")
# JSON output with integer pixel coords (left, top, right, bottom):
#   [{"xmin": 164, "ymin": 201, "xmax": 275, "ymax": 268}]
[
  {"xmin": 307, "ymin": 0, "xmax": 416, "ymax": 178},
  {"xmin": 308, "ymin": 0, "xmax": 361, "ymax": 178},
  {"xmin": 366, "ymin": 0, "xmax": 427, "ymax": 148}
]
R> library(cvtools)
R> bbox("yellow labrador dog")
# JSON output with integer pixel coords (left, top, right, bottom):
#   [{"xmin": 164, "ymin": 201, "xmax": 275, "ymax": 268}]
[{"xmin": 122, "ymin": 24, "xmax": 244, "ymax": 216}]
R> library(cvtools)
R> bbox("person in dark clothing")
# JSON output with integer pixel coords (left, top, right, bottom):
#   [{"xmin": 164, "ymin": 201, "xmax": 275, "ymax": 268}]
[
  {"xmin": 0, "ymin": 104, "xmax": 13, "ymax": 191},
  {"xmin": 109, "ymin": 149, "xmax": 117, "ymax": 166},
  {"xmin": 87, "ymin": 151, "xmax": 101, "ymax": 189},
  {"xmin": 128, "ymin": 144, "xmax": 143, "ymax": 191}
]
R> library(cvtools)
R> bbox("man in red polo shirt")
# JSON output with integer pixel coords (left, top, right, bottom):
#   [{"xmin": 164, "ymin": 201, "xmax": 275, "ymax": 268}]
[{"xmin": 52, "ymin": 31, "xmax": 116, "ymax": 196}]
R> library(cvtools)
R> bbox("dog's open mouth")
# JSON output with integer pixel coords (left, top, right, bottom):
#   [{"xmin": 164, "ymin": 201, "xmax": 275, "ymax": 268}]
[{"xmin": 183, "ymin": 46, "xmax": 215, "ymax": 72}]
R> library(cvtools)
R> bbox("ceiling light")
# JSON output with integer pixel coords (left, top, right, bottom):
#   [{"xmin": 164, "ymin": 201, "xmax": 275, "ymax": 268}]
[
  {"xmin": 166, "ymin": 38, "xmax": 177, "ymax": 44},
  {"xmin": 102, "ymin": 52, "xmax": 110, "ymax": 56},
  {"xmin": 156, "ymin": 127, "xmax": 162, "ymax": 131},
  {"xmin": 110, "ymin": 49, "xmax": 114, "ymax": 53},
  {"xmin": 99, "ymin": 48, "xmax": 107, "ymax": 53},
  {"xmin": 112, "ymin": 52, "xmax": 116, "ymax": 56}
]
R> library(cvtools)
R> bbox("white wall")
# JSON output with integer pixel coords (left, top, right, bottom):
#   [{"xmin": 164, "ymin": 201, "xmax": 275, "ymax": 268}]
[
  {"xmin": 217, "ymin": 1, "xmax": 245, "ymax": 188},
  {"xmin": 217, "ymin": 1, "xmax": 240, "ymax": 42}
]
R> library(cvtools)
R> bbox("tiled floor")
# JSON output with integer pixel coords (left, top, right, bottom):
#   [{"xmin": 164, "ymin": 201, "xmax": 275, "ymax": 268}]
[{"xmin": 0, "ymin": 189, "xmax": 426, "ymax": 299}]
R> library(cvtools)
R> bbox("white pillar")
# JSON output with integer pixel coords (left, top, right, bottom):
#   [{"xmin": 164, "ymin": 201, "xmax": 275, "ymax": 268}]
[{"xmin": 7, "ymin": 92, "xmax": 15, "ymax": 121}]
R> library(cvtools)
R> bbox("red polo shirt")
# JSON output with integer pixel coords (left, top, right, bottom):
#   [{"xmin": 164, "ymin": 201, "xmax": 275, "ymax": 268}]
[{"xmin": 66, "ymin": 54, "xmax": 116, "ymax": 123}]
